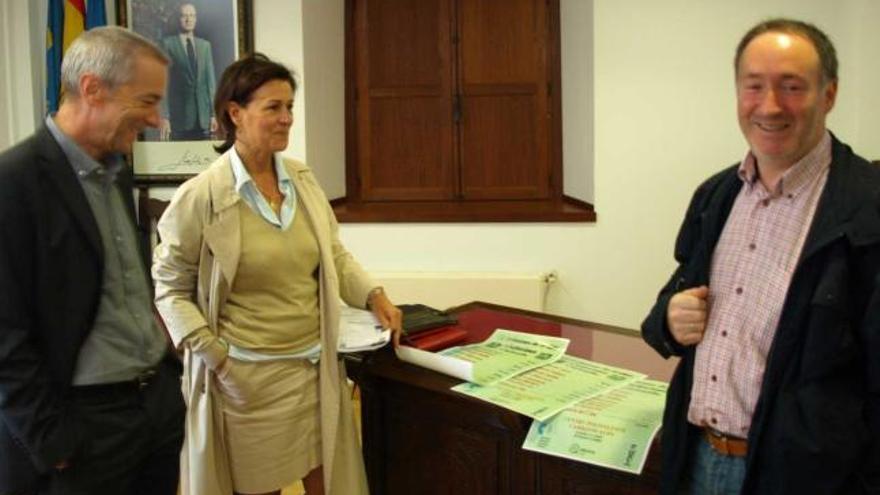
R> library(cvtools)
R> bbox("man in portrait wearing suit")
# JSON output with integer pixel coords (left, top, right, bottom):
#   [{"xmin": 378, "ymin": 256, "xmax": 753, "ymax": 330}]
[
  {"xmin": 159, "ymin": 2, "xmax": 216, "ymax": 141},
  {"xmin": 0, "ymin": 27, "xmax": 184, "ymax": 494}
]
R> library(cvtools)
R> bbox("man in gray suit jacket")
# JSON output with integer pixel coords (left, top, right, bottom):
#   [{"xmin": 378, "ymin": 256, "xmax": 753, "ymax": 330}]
[{"xmin": 159, "ymin": 2, "xmax": 216, "ymax": 141}]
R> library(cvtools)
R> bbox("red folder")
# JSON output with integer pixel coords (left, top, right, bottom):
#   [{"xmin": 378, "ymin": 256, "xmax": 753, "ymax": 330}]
[{"xmin": 404, "ymin": 325, "xmax": 468, "ymax": 352}]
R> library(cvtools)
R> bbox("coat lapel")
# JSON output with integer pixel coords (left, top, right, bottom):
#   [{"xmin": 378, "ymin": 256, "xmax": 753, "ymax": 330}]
[
  {"xmin": 202, "ymin": 158, "xmax": 241, "ymax": 287},
  {"xmin": 36, "ymin": 126, "xmax": 103, "ymax": 259}
]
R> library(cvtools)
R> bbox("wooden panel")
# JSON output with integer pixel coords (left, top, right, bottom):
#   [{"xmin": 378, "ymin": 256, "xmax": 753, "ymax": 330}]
[
  {"xmin": 358, "ymin": 367, "xmax": 532, "ymax": 495},
  {"xmin": 366, "ymin": 0, "xmax": 446, "ymax": 88},
  {"xmin": 538, "ymin": 447, "xmax": 662, "ymax": 494},
  {"xmin": 365, "ymin": 97, "xmax": 453, "ymax": 199},
  {"xmin": 353, "ymin": 0, "xmax": 455, "ymax": 201},
  {"xmin": 460, "ymin": 93, "xmax": 549, "ymax": 199},
  {"xmin": 459, "ymin": 0, "xmax": 539, "ymax": 84},
  {"xmin": 458, "ymin": 0, "xmax": 550, "ymax": 200},
  {"xmin": 386, "ymin": 408, "xmax": 501, "ymax": 494}
]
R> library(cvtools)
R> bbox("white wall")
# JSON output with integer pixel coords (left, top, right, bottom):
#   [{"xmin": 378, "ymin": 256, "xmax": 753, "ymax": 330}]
[
  {"xmin": 3, "ymin": 0, "xmax": 878, "ymax": 331},
  {"xmin": 253, "ymin": 0, "xmax": 307, "ymax": 163},
  {"xmin": 0, "ymin": 0, "xmax": 39, "ymax": 150},
  {"xmin": 854, "ymin": 0, "xmax": 880, "ymax": 159},
  {"xmin": 560, "ymin": 0, "xmax": 594, "ymax": 202}
]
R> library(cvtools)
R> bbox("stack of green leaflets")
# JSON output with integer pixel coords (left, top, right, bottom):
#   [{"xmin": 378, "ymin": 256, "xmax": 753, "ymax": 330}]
[
  {"xmin": 452, "ymin": 355, "xmax": 644, "ymax": 421},
  {"xmin": 440, "ymin": 329, "xmax": 570, "ymax": 385},
  {"xmin": 443, "ymin": 329, "xmax": 668, "ymax": 474}
]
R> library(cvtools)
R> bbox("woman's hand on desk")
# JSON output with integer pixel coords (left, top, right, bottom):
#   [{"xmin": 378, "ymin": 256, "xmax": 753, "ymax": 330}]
[{"xmin": 368, "ymin": 287, "xmax": 403, "ymax": 346}]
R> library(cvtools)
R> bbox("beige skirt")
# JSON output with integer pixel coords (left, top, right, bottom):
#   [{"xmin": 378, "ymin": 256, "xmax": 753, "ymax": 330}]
[{"xmin": 215, "ymin": 358, "xmax": 322, "ymax": 493}]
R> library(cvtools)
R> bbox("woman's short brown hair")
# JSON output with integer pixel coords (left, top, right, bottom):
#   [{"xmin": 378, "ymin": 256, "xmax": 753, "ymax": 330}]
[{"xmin": 213, "ymin": 53, "xmax": 297, "ymax": 153}]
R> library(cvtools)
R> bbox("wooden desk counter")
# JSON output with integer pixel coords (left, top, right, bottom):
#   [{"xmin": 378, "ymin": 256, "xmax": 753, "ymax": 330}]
[{"xmin": 349, "ymin": 302, "xmax": 678, "ymax": 495}]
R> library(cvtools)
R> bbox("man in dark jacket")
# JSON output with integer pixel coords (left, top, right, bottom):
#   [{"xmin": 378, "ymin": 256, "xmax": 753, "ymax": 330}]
[
  {"xmin": 642, "ymin": 18, "xmax": 880, "ymax": 495},
  {"xmin": 0, "ymin": 27, "xmax": 184, "ymax": 494}
]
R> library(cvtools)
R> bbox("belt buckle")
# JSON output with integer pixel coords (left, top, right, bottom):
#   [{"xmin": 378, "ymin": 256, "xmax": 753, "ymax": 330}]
[
  {"xmin": 714, "ymin": 431, "xmax": 731, "ymax": 455},
  {"xmin": 136, "ymin": 369, "xmax": 157, "ymax": 390},
  {"xmin": 705, "ymin": 427, "xmax": 744, "ymax": 456}
]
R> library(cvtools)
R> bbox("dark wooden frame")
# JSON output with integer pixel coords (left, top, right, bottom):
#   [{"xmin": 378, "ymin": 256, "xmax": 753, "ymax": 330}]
[
  {"xmin": 116, "ymin": 0, "xmax": 253, "ymax": 186},
  {"xmin": 338, "ymin": 0, "xmax": 595, "ymax": 223}
]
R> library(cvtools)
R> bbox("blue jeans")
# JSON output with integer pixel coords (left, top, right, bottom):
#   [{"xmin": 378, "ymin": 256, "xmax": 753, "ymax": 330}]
[{"xmin": 680, "ymin": 433, "xmax": 747, "ymax": 495}]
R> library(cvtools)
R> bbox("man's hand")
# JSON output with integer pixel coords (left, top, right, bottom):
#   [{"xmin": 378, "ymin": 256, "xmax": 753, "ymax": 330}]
[{"xmin": 667, "ymin": 285, "xmax": 709, "ymax": 346}]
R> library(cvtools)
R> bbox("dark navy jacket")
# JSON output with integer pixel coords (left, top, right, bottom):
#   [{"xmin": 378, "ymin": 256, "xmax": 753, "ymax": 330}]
[{"xmin": 642, "ymin": 136, "xmax": 880, "ymax": 494}]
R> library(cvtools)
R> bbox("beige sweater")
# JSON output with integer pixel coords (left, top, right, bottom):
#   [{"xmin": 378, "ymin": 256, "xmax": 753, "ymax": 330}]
[{"xmin": 218, "ymin": 200, "xmax": 320, "ymax": 353}]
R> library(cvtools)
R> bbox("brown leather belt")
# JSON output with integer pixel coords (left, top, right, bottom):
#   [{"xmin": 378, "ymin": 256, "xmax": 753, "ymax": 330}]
[{"xmin": 704, "ymin": 428, "xmax": 748, "ymax": 457}]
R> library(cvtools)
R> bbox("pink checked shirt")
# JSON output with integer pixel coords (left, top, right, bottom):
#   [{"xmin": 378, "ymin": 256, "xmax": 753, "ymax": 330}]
[{"xmin": 687, "ymin": 132, "xmax": 832, "ymax": 438}]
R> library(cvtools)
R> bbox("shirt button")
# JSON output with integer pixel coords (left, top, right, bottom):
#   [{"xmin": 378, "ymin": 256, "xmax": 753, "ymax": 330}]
[
  {"xmin": 761, "ymin": 199, "xmax": 770, "ymax": 207},
  {"xmin": 711, "ymin": 417, "xmax": 718, "ymax": 425},
  {"xmin": 735, "ymin": 287, "xmax": 743, "ymax": 295},
  {"xmin": 711, "ymin": 375, "xmax": 717, "ymax": 382},
  {"xmin": 721, "ymin": 331, "xmax": 728, "ymax": 337},
  {"xmin": 748, "ymin": 243, "xmax": 756, "ymax": 250}
]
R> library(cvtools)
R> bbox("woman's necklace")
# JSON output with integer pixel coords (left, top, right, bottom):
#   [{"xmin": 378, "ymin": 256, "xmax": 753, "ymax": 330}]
[{"xmin": 256, "ymin": 182, "xmax": 282, "ymax": 212}]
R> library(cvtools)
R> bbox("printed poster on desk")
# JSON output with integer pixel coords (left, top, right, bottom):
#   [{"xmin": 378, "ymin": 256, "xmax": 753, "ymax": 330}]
[
  {"xmin": 523, "ymin": 379, "xmax": 668, "ymax": 474},
  {"xmin": 396, "ymin": 328, "xmax": 569, "ymax": 385},
  {"xmin": 440, "ymin": 329, "xmax": 569, "ymax": 385},
  {"xmin": 452, "ymin": 355, "xmax": 645, "ymax": 421}
]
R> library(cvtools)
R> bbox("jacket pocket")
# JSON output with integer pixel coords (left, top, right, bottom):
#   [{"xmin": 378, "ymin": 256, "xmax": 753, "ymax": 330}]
[{"xmin": 802, "ymin": 250, "xmax": 858, "ymax": 381}]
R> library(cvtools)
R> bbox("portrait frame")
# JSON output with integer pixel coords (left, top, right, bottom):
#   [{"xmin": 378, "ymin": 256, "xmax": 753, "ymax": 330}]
[{"xmin": 117, "ymin": 0, "xmax": 253, "ymax": 185}]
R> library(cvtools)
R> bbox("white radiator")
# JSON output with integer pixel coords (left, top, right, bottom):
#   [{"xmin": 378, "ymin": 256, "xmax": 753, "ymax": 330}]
[{"xmin": 371, "ymin": 271, "xmax": 556, "ymax": 312}]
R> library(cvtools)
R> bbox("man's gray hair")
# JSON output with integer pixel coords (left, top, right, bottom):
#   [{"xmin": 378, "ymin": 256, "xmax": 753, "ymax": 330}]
[{"xmin": 61, "ymin": 26, "xmax": 169, "ymax": 97}]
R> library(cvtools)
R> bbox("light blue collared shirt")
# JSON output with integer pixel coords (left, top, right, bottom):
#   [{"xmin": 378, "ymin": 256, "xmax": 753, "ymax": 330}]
[
  {"xmin": 229, "ymin": 146, "xmax": 296, "ymax": 229},
  {"xmin": 45, "ymin": 116, "xmax": 167, "ymax": 384}
]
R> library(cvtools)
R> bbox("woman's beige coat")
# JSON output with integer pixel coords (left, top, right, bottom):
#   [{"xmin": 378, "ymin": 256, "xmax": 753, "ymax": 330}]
[{"xmin": 152, "ymin": 154, "xmax": 372, "ymax": 495}]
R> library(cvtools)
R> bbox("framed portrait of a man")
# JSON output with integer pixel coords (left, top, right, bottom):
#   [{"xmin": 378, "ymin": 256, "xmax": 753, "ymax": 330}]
[{"xmin": 117, "ymin": 0, "xmax": 253, "ymax": 183}]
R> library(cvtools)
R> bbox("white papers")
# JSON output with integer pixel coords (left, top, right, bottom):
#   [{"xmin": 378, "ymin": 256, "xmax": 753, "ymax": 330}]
[
  {"xmin": 395, "ymin": 345, "xmax": 475, "ymax": 381},
  {"xmin": 338, "ymin": 306, "xmax": 391, "ymax": 352}
]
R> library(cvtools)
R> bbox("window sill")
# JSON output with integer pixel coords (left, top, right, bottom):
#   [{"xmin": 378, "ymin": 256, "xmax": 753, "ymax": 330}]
[{"xmin": 331, "ymin": 196, "xmax": 595, "ymax": 223}]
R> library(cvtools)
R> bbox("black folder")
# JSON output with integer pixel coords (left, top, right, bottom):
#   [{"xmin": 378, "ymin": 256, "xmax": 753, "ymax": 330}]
[{"xmin": 400, "ymin": 304, "xmax": 458, "ymax": 334}]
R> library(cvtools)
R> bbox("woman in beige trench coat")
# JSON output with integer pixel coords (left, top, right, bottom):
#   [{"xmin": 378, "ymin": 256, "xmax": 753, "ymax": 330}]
[{"xmin": 152, "ymin": 54, "xmax": 401, "ymax": 495}]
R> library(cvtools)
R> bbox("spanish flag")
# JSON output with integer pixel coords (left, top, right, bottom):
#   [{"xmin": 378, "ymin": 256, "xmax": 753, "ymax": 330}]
[{"xmin": 45, "ymin": 0, "xmax": 107, "ymax": 114}]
